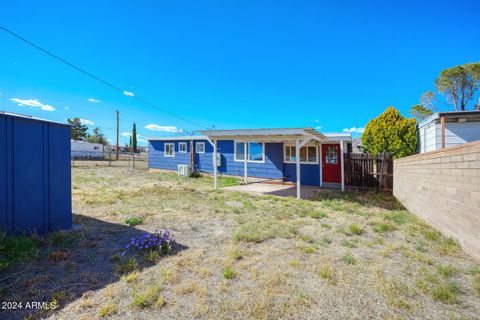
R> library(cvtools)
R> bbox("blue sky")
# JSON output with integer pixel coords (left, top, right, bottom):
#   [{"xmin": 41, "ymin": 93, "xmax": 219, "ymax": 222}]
[{"xmin": 0, "ymin": 1, "xmax": 478, "ymax": 146}]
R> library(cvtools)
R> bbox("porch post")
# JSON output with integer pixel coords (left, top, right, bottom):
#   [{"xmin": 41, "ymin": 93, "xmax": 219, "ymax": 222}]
[
  {"xmin": 296, "ymin": 139, "xmax": 301, "ymax": 199},
  {"xmin": 340, "ymin": 141, "xmax": 345, "ymax": 192},
  {"xmin": 318, "ymin": 144, "xmax": 323, "ymax": 188},
  {"xmin": 243, "ymin": 142, "xmax": 248, "ymax": 185},
  {"xmin": 213, "ymin": 139, "xmax": 218, "ymax": 190}
]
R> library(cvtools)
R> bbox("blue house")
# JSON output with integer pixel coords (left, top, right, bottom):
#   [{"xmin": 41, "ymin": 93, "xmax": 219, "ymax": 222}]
[
  {"xmin": 148, "ymin": 128, "xmax": 351, "ymax": 198},
  {"xmin": 0, "ymin": 112, "xmax": 72, "ymax": 234}
]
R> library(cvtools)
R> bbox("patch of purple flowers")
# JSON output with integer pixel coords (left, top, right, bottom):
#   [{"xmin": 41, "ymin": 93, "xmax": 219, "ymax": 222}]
[{"xmin": 122, "ymin": 229, "xmax": 175, "ymax": 256}]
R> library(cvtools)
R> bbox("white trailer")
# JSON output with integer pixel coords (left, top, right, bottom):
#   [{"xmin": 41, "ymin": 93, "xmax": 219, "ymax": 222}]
[{"xmin": 71, "ymin": 140, "xmax": 104, "ymax": 159}]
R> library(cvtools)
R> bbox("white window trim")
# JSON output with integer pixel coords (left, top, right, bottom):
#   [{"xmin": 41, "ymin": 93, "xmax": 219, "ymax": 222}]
[
  {"xmin": 179, "ymin": 142, "xmax": 187, "ymax": 153},
  {"xmin": 164, "ymin": 143, "xmax": 175, "ymax": 157},
  {"xmin": 234, "ymin": 141, "xmax": 246, "ymax": 162},
  {"xmin": 233, "ymin": 141, "xmax": 265, "ymax": 163},
  {"xmin": 284, "ymin": 144, "xmax": 318, "ymax": 164},
  {"xmin": 196, "ymin": 142, "xmax": 205, "ymax": 154}
]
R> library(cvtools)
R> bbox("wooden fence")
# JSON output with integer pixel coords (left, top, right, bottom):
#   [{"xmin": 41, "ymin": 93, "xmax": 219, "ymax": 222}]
[{"xmin": 344, "ymin": 152, "xmax": 393, "ymax": 192}]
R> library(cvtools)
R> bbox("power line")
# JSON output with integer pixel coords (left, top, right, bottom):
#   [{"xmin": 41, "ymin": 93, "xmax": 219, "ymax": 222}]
[{"xmin": 0, "ymin": 25, "xmax": 209, "ymax": 129}]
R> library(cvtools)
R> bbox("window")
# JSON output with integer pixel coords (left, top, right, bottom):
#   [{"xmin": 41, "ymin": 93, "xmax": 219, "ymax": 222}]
[
  {"xmin": 179, "ymin": 142, "xmax": 187, "ymax": 153},
  {"xmin": 196, "ymin": 142, "xmax": 205, "ymax": 154},
  {"xmin": 325, "ymin": 146, "xmax": 338, "ymax": 164},
  {"xmin": 93, "ymin": 146, "xmax": 99, "ymax": 150},
  {"xmin": 234, "ymin": 141, "xmax": 265, "ymax": 163},
  {"xmin": 285, "ymin": 145, "xmax": 296, "ymax": 162},
  {"xmin": 284, "ymin": 145, "xmax": 317, "ymax": 164},
  {"xmin": 234, "ymin": 142, "xmax": 246, "ymax": 161},
  {"xmin": 248, "ymin": 142, "xmax": 264, "ymax": 162},
  {"xmin": 165, "ymin": 143, "xmax": 174, "ymax": 157}
]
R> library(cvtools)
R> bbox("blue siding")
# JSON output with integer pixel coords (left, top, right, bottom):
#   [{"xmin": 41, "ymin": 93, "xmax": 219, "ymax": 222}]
[
  {"xmin": 148, "ymin": 140, "xmax": 193, "ymax": 170},
  {"xmin": 148, "ymin": 139, "xmax": 284, "ymax": 179},
  {"xmin": 283, "ymin": 163, "xmax": 320, "ymax": 186},
  {"xmin": 0, "ymin": 114, "xmax": 72, "ymax": 234}
]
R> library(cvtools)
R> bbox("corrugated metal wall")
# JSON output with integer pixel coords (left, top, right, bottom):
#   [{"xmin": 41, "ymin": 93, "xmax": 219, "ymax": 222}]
[{"xmin": 0, "ymin": 113, "xmax": 72, "ymax": 234}]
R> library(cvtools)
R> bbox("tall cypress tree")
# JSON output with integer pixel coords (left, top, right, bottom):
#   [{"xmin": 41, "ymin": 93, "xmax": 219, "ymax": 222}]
[{"xmin": 132, "ymin": 122, "xmax": 138, "ymax": 153}]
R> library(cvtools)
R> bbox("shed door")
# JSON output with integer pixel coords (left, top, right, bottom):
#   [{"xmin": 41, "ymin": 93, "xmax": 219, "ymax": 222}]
[{"xmin": 322, "ymin": 144, "xmax": 341, "ymax": 183}]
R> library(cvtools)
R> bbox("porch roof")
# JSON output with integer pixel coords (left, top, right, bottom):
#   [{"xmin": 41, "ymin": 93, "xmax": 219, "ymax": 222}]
[{"xmin": 199, "ymin": 127, "xmax": 327, "ymax": 142}]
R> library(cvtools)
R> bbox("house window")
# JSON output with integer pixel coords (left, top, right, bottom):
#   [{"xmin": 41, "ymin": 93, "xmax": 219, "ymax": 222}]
[
  {"xmin": 285, "ymin": 146, "xmax": 296, "ymax": 162},
  {"xmin": 179, "ymin": 142, "xmax": 187, "ymax": 153},
  {"xmin": 284, "ymin": 145, "xmax": 317, "ymax": 163},
  {"xmin": 165, "ymin": 143, "xmax": 174, "ymax": 157},
  {"xmin": 325, "ymin": 146, "xmax": 338, "ymax": 164},
  {"xmin": 234, "ymin": 141, "xmax": 265, "ymax": 163},
  {"xmin": 235, "ymin": 142, "xmax": 246, "ymax": 161},
  {"xmin": 196, "ymin": 142, "xmax": 205, "ymax": 154},
  {"xmin": 248, "ymin": 142, "xmax": 264, "ymax": 162},
  {"xmin": 93, "ymin": 146, "xmax": 99, "ymax": 150}
]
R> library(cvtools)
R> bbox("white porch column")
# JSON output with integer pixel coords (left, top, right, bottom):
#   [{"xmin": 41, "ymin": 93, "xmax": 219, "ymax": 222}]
[
  {"xmin": 318, "ymin": 144, "xmax": 323, "ymax": 188},
  {"xmin": 340, "ymin": 141, "xmax": 345, "ymax": 192},
  {"xmin": 296, "ymin": 139, "xmax": 301, "ymax": 199},
  {"xmin": 243, "ymin": 142, "xmax": 248, "ymax": 185},
  {"xmin": 213, "ymin": 139, "xmax": 218, "ymax": 190}
]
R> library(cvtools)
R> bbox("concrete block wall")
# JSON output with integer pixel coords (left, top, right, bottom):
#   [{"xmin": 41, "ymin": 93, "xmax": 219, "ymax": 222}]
[{"xmin": 393, "ymin": 140, "xmax": 480, "ymax": 261}]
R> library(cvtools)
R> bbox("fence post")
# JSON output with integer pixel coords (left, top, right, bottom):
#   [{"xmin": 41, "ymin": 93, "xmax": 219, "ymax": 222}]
[{"xmin": 133, "ymin": 151, "xmax": 135, "ymax": 169}]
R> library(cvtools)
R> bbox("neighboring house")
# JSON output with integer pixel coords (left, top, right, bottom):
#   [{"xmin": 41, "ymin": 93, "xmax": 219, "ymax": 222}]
[
  {"xmin": 418, "ymin": 111, "xmax": 480, "ymax": 153},
  {"xmin": 71, "ymin": 140, "xmax": 104, "ymax": 159},
  {"xmin": 147, "ymin": 128, "xmax": 351, "ymax": 198}
]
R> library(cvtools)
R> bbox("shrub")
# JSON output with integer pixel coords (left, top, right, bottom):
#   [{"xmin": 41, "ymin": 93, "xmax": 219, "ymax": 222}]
[
  {"xmin": 432, "ymin": 282, "xmax": 459, "ymax": 304},
  {"xmin": 317, "ymin": 264, "xmax": 335, "ymax": 283},
  {"xmin": 98, "ymin": 302, "xmax": 118, "ymax": 317},
  {"xmin": 115, "ymin": 257, "xmax": 139, "ymax": 274},
  {"xmin": 341, "ymin": 254, "xmax": 356, "ymax": 265},
  {"xmin": 303, "ymin": 246, "xmax": 316, "ymax": 254},
  {"xmin": 123, "ymin": 230, "xmax": 175, "ymax": 256},
  {"xmin": 348, "ymin": 224, "xmax": 364, "ymax": 235},
  {"xmin": 362, "ymin": 106, "xmax": 417, "ymax": 158},
  {"xmin": 319, "ymin": 236, "xmax": 332, "ymax": 247},
  {"xmin": 125, "ymin": 216, "xmax": 145, "ymax": 227},
  {"xmin": 372, "ymin": 222, "xmax": 397, "ymax": 234},
  {"xmin": 436, "ymin": 264, "xmax": 457, "ymax": 278},
  {"xmin": 223, "ymin": 267, "xmax": 235, "ymax": 279},
  {"xmin": 0, "ymin": 232, "xmax": 39, "ymax": 270},
  {"xmin": 132, "ymin": 284, "xmax": 163, "ymax": 308}
]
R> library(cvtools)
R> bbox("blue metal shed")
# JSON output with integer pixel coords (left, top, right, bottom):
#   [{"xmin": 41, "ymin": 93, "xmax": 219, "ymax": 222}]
[{"xmin": 0, "ymin": 112, "xmax": 72, "ymax": 234}]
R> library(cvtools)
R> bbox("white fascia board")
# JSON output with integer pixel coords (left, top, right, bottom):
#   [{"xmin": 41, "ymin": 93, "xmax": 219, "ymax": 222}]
[
  {"xmin": 200, "ymin": 128, "xmax": 325, "ymax": 140},
  {"xmin": 323, "ymin": 133, "xmax": 352, "ymax": 142},
  {"xmin": 146, "ymin": 135, "xmax": 207, "ymax": 141}
]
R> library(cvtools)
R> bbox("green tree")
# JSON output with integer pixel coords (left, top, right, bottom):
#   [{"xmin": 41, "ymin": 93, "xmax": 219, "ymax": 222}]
[
  {"xmin": 362, "ymin": 106, "xmax": 417, "ymax": 159},
  {"xmin": 86, "ymin": 127, "xmax": 108, "ymax": 145},
  {"xmin": 67, "ymin": 118, "xmax": 89, "ymax": 141},
  {"xmin": 132, "ymin": 122, "xmax": 138, "ymax": 153},
  {"xmin": 409, "ymin": 104, "xmax": 434, "ymax": 121},
  {"xmin": 434, "ymin": 62, "xmax": 480, "ymax": 111}
]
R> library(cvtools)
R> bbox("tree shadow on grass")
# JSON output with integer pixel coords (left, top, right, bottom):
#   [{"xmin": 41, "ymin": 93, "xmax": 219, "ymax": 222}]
[{"xmin": 0, "ymin": 214, "xmax": 187, "ymax": 320}]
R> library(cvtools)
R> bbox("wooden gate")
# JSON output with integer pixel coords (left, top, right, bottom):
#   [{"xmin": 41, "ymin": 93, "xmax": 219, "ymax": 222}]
[{"xmin": 344, "ymin": 152, "xmax": 393, "ymax": 192}]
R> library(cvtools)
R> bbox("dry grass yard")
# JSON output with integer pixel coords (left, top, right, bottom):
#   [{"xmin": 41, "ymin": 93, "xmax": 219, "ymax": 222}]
[{"xmin": 1, "ymin": 166, "xmax": 480, "ymax": 319}]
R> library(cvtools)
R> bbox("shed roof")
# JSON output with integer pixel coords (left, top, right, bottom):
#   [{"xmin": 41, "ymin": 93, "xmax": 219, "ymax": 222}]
[
  {"xmin": 0, "ymin": 111, "xmax": 70, "ymax": 127},
  {"xmin": 418, "ymin": 110, "xmax": 480, "ymax": 128}
]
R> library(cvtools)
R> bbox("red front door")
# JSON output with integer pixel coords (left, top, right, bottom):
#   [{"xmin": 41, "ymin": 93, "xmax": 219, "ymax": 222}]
[{"xmin": 322, "ymin": 144, "xmax": 341, "ymax": 183}]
